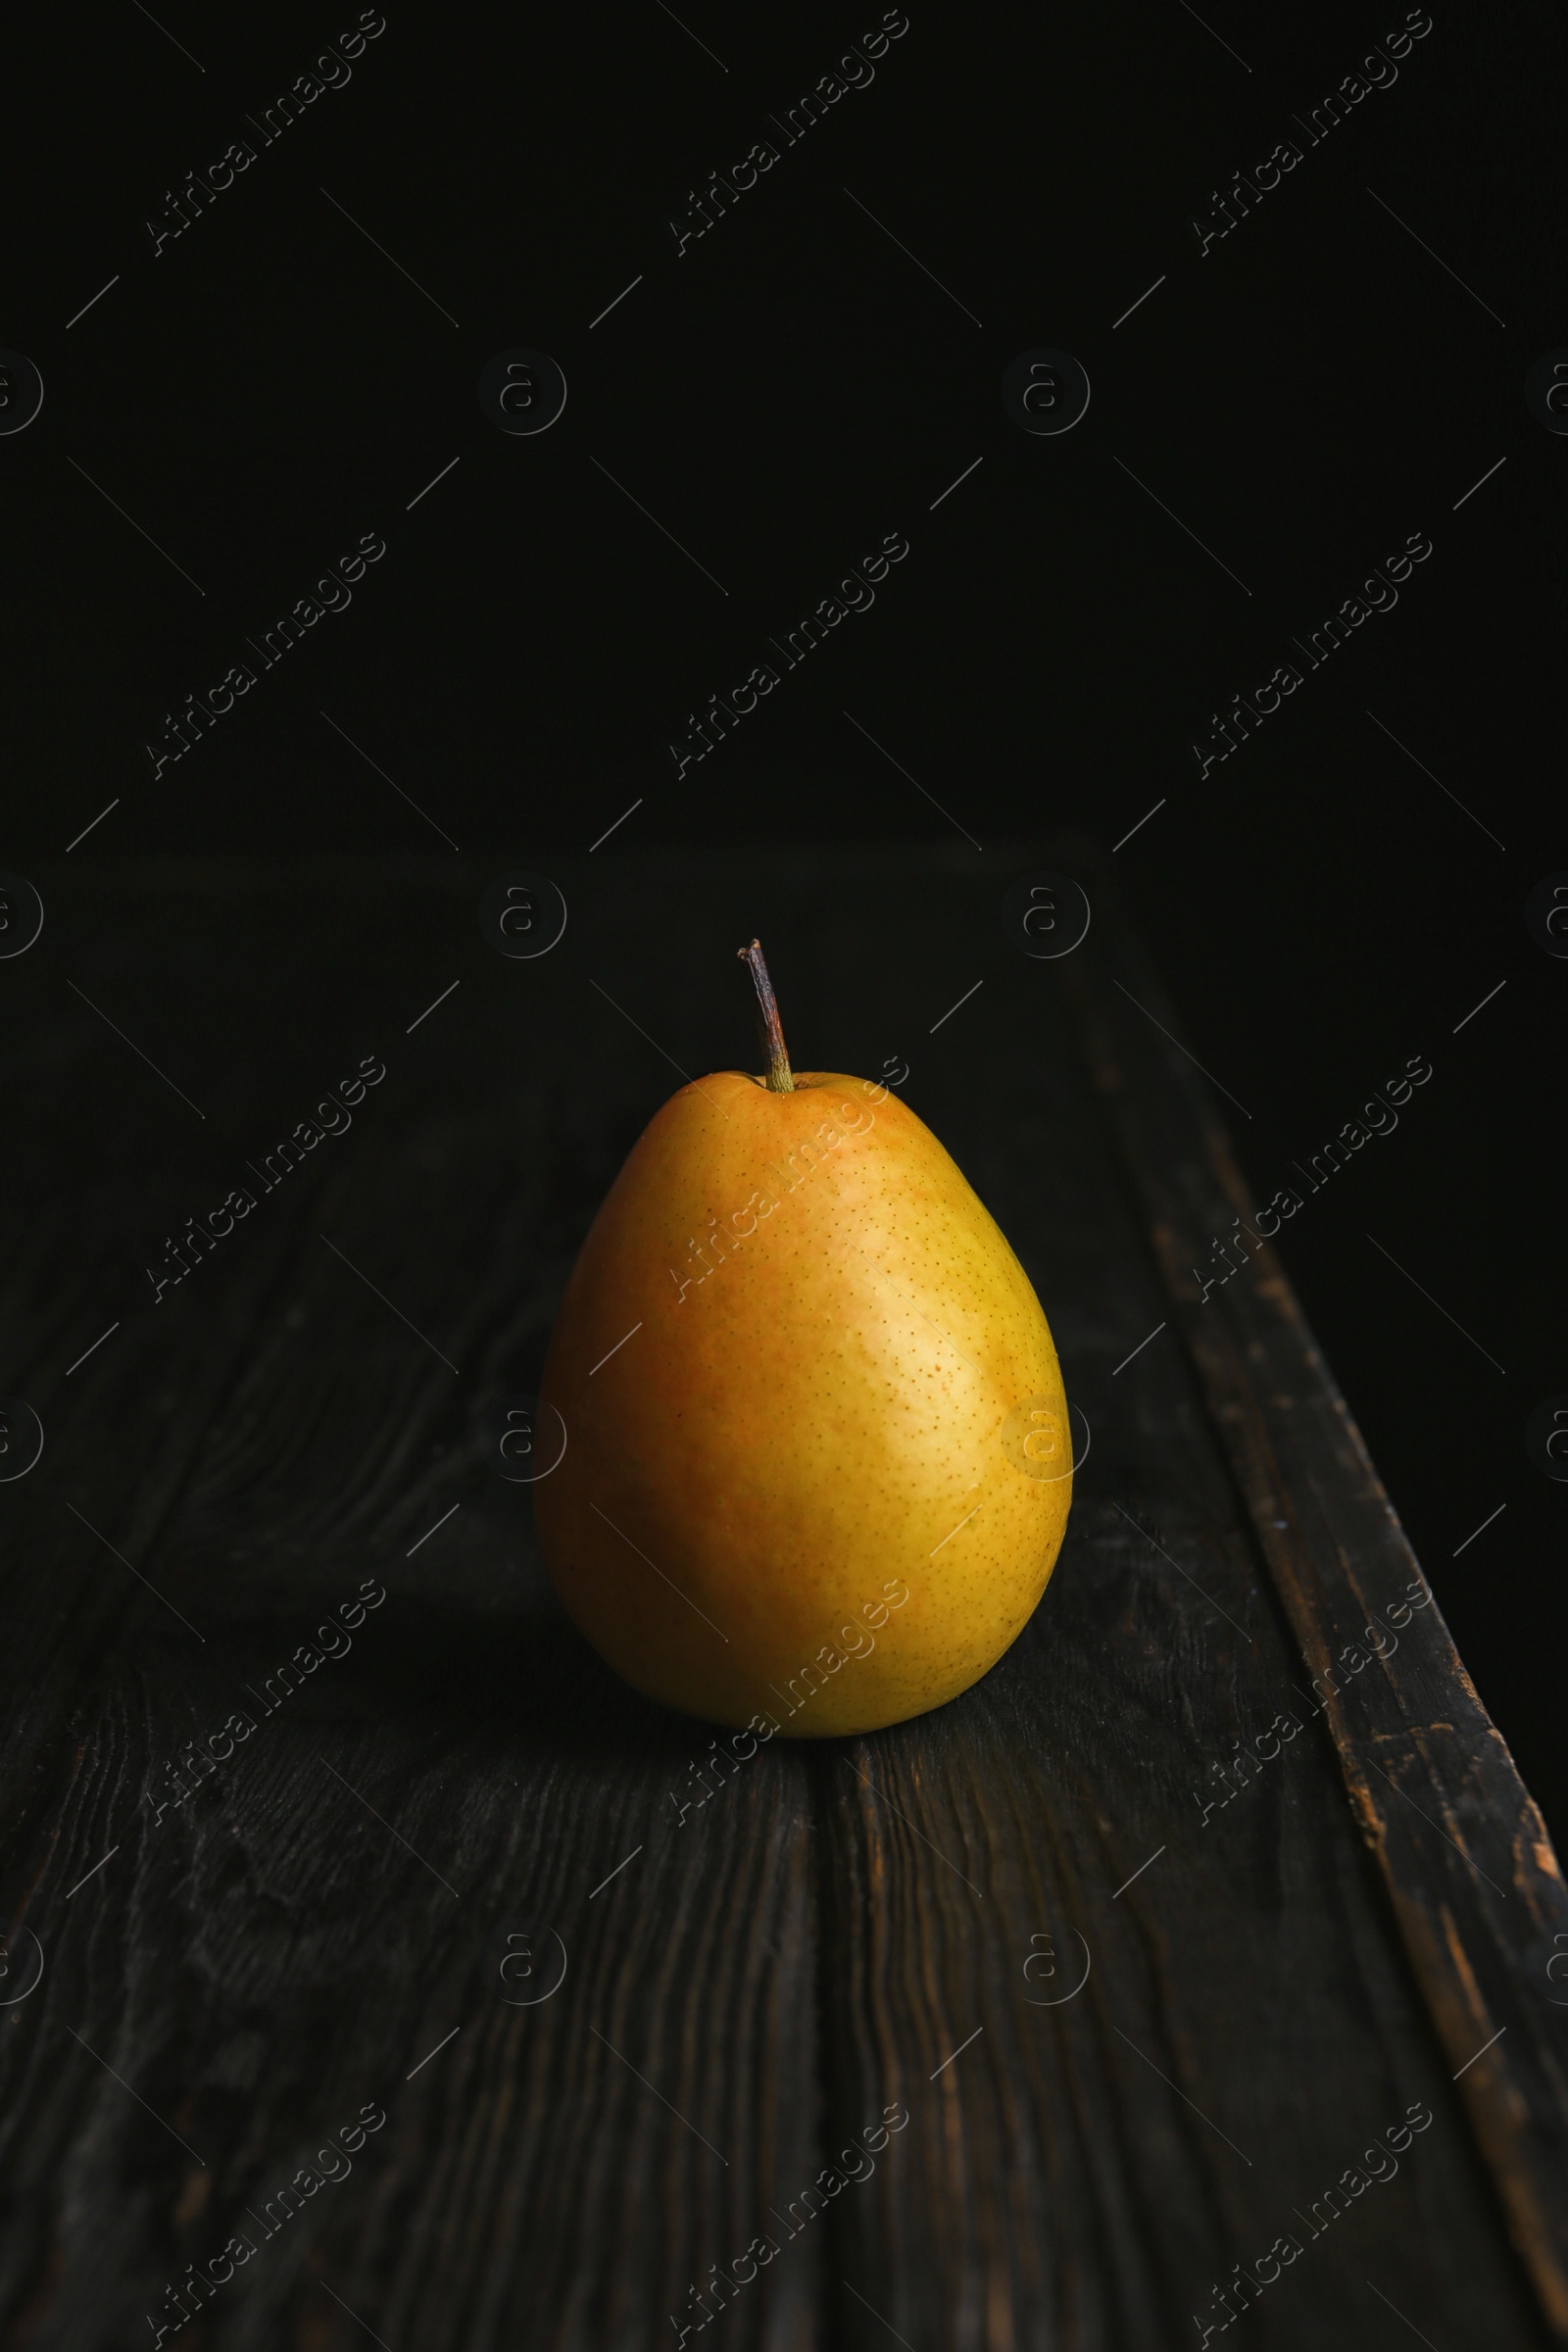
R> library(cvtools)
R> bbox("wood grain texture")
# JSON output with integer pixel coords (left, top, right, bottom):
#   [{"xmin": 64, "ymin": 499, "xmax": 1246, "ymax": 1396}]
[
  {"xmin": 0, "ymin": 851, "xmax": 1559, "ymax": 2351},
  {"xmin": 1061, "ymin": 843, "xmax": 1568, "ymax": 2337}
]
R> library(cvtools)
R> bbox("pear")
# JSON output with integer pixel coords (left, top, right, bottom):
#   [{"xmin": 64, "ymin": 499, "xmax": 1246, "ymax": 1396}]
[{"xmin": 534, "ymin": 942, "xmax": 1071, "ymax": 1736}]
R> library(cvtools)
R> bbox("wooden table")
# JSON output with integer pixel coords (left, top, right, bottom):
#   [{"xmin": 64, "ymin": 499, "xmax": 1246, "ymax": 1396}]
[{"xmin": 2, "ymin": 848, "xmax": 1563, "ymax": 2350}]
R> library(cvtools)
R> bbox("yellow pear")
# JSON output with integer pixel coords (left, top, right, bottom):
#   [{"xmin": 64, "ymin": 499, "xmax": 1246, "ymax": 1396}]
[{"xmin": 534, "ymin": 943, "xmax": 1071, "ymax": 1735}]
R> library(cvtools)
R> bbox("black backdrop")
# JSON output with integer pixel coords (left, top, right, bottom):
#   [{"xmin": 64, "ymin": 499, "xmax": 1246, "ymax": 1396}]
[{"xmin": 5, "ymin": 1, "xmax": 1565, "ymax": 1830}]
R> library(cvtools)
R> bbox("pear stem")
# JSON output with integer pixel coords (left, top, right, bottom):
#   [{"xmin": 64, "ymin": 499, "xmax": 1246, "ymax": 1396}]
[{"xmin": 738, "ymin": 939, "xmax": 795, "ymax": 1092}]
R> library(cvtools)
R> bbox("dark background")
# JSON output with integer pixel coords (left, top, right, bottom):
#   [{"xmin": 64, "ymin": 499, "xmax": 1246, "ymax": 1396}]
[{"xmin": 4, "ymin": 1, "xmax": 1564, "ymax": 1829}]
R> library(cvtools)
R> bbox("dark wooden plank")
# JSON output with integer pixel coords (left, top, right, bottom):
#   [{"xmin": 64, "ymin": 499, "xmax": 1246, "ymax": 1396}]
[
  {"xmin": 789, "ymin": 858, "xmax": 1552, "ymax": 2351},
  {"xmin": 1059, "ymin": 843, "xmax": 1568, "ymax": 2338},
  {"xmin": 0, "ymin": 852, "xmax": 1558, "ymax": 2350},
  {"xmin": 0, "ymin": 864, "xmax": 825, "ymax": 2351}
]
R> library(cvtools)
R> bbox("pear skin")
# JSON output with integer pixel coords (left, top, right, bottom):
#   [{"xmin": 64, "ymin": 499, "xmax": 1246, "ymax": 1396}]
[{"xmin": 534, "ymin": 1059, "xmax": 1071, "ymax": 1737}]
